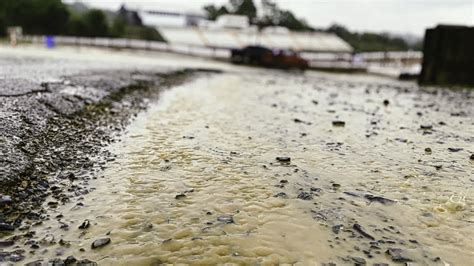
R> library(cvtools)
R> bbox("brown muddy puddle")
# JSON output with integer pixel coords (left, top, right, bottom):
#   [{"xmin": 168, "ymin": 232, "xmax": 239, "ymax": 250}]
[{"xmin": 9, "ymin": 72, "xmax": 474, "ymax": 265}]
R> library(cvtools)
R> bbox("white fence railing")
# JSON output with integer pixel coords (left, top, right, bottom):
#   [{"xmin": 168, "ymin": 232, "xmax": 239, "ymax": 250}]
[
  {"xmin": 20, "ymin": 35, "xmax": 231, "ymax": 59},
  {"xmin": 19, "ymin": 35, "xmax": 422, "ymax": 73}
]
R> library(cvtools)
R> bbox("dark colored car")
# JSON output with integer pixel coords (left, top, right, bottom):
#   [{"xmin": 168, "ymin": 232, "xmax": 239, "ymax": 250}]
[{"xmin": 231, "ymin": 46, "xmax": 309, "ymax": 70}]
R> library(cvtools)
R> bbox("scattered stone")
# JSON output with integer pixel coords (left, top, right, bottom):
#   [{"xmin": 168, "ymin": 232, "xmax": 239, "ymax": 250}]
[
  {"xmin": 343, "ymin": 191, "xmax": 359, "ymax": 197},
  {"xmin": 383, "ymin": 99, "xmax": 390, "ymax": 106},
  {"xmin": 312, "ymin": 100, "xmax": 318, "ymax": 105},
  {"xmin": 217, "ymin": 215, "xmax": 234, "ymax": 224},
  {"xmin": 424, "ymin": 147, "xmax": 432, "ymax": 154},
  {"xmin": 470, "ymin": 154, "xmax": 474, "ymax": 160},
  {"xmin": 11, "ymin": 255, "xmax": 25, "ymax": 263},
  {"xmin": 332, "ymin": 183, "xmax": 341, "ymax": 189},
  {"xmin": 310, "ymin": 187, "xmax": 322, "ymax": 193},
  {"xmin": 352, "ymin": 223, "xmax": 375, "ymax": 240},
  {"xmin": 448, "ymin": 147, "xmax": 463, "ymax": 152},
  {"xmin": 364, "ymin": 195, "xmax": 396, "ymax": 205},
  {"xmin": 297, "ymin": 191, "xmax": 313, "ymax": 200},
  {"xmin": 48, "ymin": 258, "xmax": 64, "ymax": 266},
  {"xmin": 76, "ymin": 259, "xmax": 98, "ymax": 266},
  {"xmin": 175, "ymin": 193, "xmax": 186, "ymax": 200},
  {"xmin": 64, "ymin": 256, "xmax": 77, "ymax": 265},
  {"xmin": 420, "ymin": 125, "xmax": 433, "ymax": 130},
  {"xmin": 47, "ymin": 201, "xmax": 59, "ymax": 207},
  {"xmin": 450, "ymin": 112, "xmax": 466, "ymax": 117},
  {"xmin": 332, "ymin": 224, "xmax": 343, "ymax": 234},
  {"xmin": 280, "ymin": 179, "xmax": 288, "ymax": 184},
  {"xmin": 332, "ymin": 121, "xmax": 345, "ymax": 127},
  {"xmin": 395, "ymin": 138, "xmax": 408, "ymax": 143},
  {"xmin": 350, "ymin": 256, "xmax": 366, "ymax": 265},
  {"xmin": 0, "ymin": 222, "xmax": 15, "ymax": 232},
  {"xmin": 58, "ymin": 239, "xmax": 70, "ymax": 246},
  {"xmin": 91, "ymin": 237, "xmax": 111, "ymax": 249},
  {"xmin": 274, "ymin": 192, "xmax": 288, "ymax": 199},
  {"xmin": 385, "ymin": 248, "xmax": 413, "ymax": 262},
  {"xmin": 25, "ymin": 260, "xmax": 43, "ymax": 266},
  {"xmin": 0, "ymin": 195, "xmax": 13, "ymax": 206},
  {"xmin": 276, "ymin": 157, "xmax": 291, "ymax": 163},
  {"xmin": 0, "ymin": 240, "xmax": 14, "ymax": 247},
  {"xmin": 59, "ymin": 223, "xmax": 69, "ymax": 230},
  {"xmin": 78, "ymin": 219, "xmax": 90, "ymax": 229},
  {"xmin": 293, "ymin": 118, "xmax": 311, "ymax": 125}
]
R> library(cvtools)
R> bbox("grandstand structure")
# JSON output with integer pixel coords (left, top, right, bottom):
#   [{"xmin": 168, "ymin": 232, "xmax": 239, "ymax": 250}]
[
  {"xmin": 157, "ymin": 26, "xmax": 353, "ymax": 53},
  {"xmin": 138, "ymin": 11, "xmax": 353, "ymax": 53}
]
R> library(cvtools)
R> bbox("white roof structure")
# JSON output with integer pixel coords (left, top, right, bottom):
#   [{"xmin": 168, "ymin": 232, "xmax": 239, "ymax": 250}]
[
  {"xmin": 158, "ymin": 27, "xmax": 353, "ymax": 52},
  {"xmin": 213, "ymin": 15, "xmax": 250, "ymax": 29},
  {"xmin": 140, "ymin": 12, "xmax": 188, "ymax": 27}
]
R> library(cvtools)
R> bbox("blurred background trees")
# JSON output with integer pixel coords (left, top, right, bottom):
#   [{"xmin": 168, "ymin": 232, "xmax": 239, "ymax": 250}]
[
  {"xmin": 0, "ymin": 0, "xmax": 163, "ymax": 41},
  {"xmin": 0, "ymin": 0, "xmax": 69, "ymax": 35},
  {"xmin": 326, "ymin": 24, "xmax": 421, "ymax": 52},
  {"xmin": 0, "ymin": 0, "xmax": 419, "ymax": 51}
]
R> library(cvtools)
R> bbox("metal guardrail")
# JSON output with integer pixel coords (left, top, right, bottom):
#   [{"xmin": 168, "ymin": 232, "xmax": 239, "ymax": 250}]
[{"xmin": 20, "ymin": 35, "xmax": 231, "ymax": 59}]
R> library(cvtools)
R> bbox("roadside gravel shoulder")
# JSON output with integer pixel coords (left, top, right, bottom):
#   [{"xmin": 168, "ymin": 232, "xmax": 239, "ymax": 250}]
[{"xmin": 0, "ymin": 68, "xmax": 214, "ymax": 229}]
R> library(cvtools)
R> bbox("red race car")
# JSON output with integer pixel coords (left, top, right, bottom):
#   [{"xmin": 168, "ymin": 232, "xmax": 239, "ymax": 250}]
[{"xmin": 231, "ymin": 46, "xmax": 308, "ymax": 70}]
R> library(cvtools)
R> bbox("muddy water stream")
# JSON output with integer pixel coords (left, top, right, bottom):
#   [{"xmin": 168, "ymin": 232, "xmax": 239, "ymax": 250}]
[{"xmin": 14, "ymin": 72, "xmax": 474, "ymax": 265}]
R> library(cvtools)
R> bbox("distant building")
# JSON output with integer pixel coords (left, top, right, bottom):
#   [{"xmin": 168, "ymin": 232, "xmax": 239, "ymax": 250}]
[
  {"xmin": 157, "ymin": 27, "xmax": 352, "ymax": 53},
  {"xmin": 118, "ymin": 5, "xmax": 143, "ymax": 26},
  {"xmin": 139, "ymin": 9, "xmax": 207, "ymax": 28}
]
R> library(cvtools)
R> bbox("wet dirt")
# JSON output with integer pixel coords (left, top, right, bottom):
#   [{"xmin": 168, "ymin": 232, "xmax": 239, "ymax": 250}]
[{"xmin": 3, "ymin": 71, "xmax": 472, "ymax": 265}]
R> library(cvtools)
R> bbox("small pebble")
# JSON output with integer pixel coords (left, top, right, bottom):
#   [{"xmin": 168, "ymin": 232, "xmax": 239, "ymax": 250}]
[
  {"xmin": 276, "ymin": 157, "xmax": 291, "ymax": 163},
  {"xmin": 91, "ymin": 238, "xmax": 111, "ymax": 249},
  {"xmin": 332, "ymin": 121, "xmax": 345, "ymax": 127},
  {"xmin": 175, "ymin": 193, "xmax": 186, "ymax": 199}
]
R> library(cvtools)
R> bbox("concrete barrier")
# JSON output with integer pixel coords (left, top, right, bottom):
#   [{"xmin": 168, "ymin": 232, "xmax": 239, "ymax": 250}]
[{"xmin": 419, "ymin": 25, "xmax": 474, "ymax": 86}]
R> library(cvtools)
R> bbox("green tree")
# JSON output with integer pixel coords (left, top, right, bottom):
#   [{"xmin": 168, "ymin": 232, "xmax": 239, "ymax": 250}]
[
  {"xmin": 258, "ymin": 0, "xmax": 312, "ymax": 31},
  {"xmin": 121, "ymin": 25, "xmax": 164, "ymax": 41},
  {"xmin": 204, "ymin": 5, "xmax": 230, "ymax": 20},
  {"xmin": 111, "ymin": 16, "xmax": 127, "ymax": 37},
  {"xmin": 231, "ymin": 0, "xmax": 257, "ymax": 22},
  {"xmin": 0, "ymin": 1, "xmax": 6, "ymax": 36},
  {"xmin": 1, "ymin": 0, "xmax": 70, "ymax": 35},
  {"xmin": 327, "ymin": 24, "xmax": 412, "ymax": 52},
  {"xmin": 81, "ymin": 9, "xmax": 109, "ymax": 37},
  {"xmin": 66, "ymin": 14, "xmax": 87, "ymax": 36}
]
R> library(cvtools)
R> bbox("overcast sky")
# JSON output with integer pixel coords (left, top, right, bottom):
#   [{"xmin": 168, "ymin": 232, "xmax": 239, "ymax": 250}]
[{"xmin": 66, "ymin": 0, "xmax": 474, "ymax": 36}]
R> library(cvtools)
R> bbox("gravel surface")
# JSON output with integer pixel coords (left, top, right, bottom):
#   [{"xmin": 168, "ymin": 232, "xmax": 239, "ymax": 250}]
[
  {"xmin": 1, "ymin": 44, "xmax": 473, "ymax": 265},
  {"xmin": 0, "ymin": 45, "xmax": 220, "ymax": 235}
]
